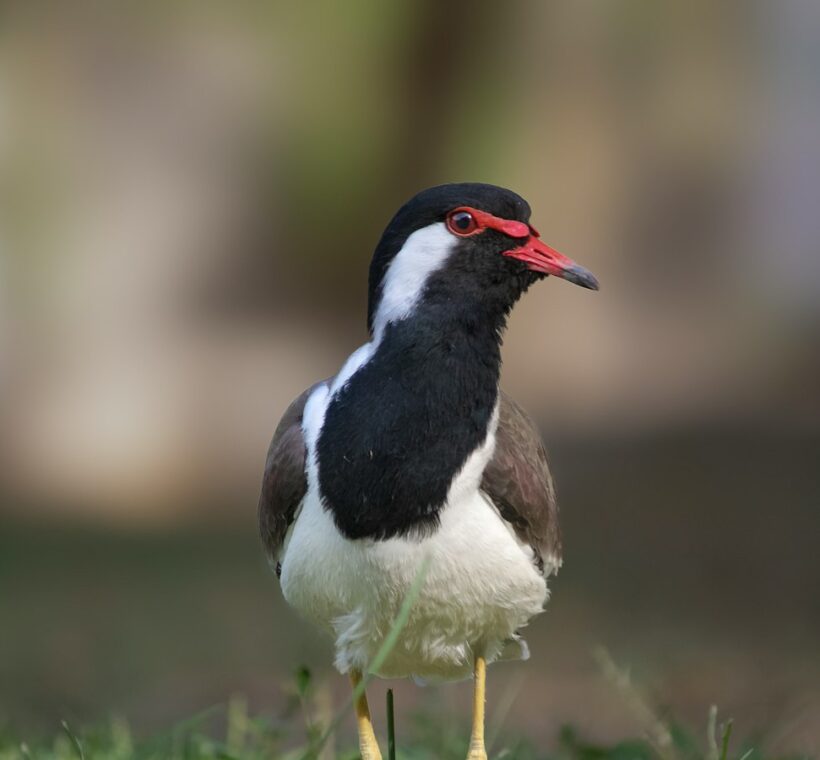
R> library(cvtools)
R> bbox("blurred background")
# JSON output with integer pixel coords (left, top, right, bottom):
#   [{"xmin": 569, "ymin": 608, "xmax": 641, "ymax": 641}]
[{"xmin": 1, "ymin": 0, "xmax": 818, "ymax": 754}]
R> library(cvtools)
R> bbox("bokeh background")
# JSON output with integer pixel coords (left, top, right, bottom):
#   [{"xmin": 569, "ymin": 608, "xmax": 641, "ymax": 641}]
[{"xmin": 1, "ymin": 0, "xmax": 818, "ymax": 754}]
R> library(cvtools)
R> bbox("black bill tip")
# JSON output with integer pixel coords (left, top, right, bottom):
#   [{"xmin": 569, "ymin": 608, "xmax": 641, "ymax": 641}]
[{"xmin": 563, "ymin": 264, "xmax": 599, "ymax": 291}]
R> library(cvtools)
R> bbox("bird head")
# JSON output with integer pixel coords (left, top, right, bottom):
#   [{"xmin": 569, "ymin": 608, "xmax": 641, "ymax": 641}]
[{"xmin": 367, "ymin": 183, "xmax": 598, "ymax": 338}]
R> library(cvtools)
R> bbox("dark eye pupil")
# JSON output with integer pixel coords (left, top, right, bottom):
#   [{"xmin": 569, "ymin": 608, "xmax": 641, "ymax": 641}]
[{"xmin": 454, "ymin": 212, "xmax": 473, "ymax": 230}]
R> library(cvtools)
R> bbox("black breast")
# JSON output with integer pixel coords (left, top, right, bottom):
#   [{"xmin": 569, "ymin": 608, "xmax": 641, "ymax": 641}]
[{"xmin": 316, "ymin": 315, "xmax": 501, "ymax": 540}]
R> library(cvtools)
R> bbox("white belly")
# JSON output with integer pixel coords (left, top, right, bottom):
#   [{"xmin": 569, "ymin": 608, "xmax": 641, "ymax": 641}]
[{"xmin": 279, "ymin": 488, "xmax": 549, "ymax": 681}]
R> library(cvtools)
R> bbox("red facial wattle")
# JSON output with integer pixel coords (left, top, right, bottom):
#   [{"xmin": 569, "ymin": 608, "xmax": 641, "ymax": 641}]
[
  {"xmin": 446, "ymin": 206, "xmax": 530, "ymax": 238},
  {"xmin": 445, "ymin": 206, "xmax": 599, "ymax": 291}
]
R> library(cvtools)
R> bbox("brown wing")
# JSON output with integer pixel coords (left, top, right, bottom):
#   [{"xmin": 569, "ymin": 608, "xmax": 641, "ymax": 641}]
[
  {"xmin": 481, "ymin": 392, "xmax": 562, "ymax": 575},
  {"xmin": 258, "ymin": 381, "xmax": 327, "ymax": 567}
]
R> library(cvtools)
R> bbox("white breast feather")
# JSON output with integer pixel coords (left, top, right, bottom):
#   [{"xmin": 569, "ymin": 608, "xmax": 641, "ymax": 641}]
[{"xmin": 281, "ymin": 391, "xmax": 548, "ymax": 681}]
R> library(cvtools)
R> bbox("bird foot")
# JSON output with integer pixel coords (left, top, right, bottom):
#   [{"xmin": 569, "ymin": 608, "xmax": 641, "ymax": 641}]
[{"xmin": 466, "ymin": 742, "xmax": 488, "ymax": 760}]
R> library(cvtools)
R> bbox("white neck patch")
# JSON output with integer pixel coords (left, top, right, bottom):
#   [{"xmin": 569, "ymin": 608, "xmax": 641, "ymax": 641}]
[
  {"xmin": 371, "ymin": 222, "xmax": 456, "ymax": 341},
  {"xmin": 302, "ymin": 222, "xmax": 457, "ymax": 488}
]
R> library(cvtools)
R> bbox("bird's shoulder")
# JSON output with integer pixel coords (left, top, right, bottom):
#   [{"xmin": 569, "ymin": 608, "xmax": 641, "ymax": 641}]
[
  {"xmin": 482, "ymin": 391, "xmax": 562, "ymax": 574},
  {"xmin": 258, "ymin": 379, "xmax": 329, "ymax": 563}
]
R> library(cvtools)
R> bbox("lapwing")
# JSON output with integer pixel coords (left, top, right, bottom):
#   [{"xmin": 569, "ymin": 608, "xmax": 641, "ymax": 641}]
[{"xmin": 259, "ymin": 183, "xmax": 598, "ymax": 759}]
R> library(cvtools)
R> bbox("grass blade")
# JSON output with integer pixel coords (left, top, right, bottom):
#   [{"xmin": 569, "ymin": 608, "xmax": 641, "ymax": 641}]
[
  {"xmin": 386, "ymin": 689, "xmax": 396, "ymax": 760},
  {"xmin": 61, "ymin": 721, "xmax": 85, "ymax": 760},
  {"xmin": 593, "ymin": 647, "xmax": 674, "ymax": 760},
  {"xmin": 720, "ymin": 719, "xmax": 734, "ymax": 760},
  {"xmin": 708, "ymin": 705, "xmax": 719, "ymax": 760}
]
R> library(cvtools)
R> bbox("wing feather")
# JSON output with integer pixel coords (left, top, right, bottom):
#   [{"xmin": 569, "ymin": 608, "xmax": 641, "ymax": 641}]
[
  {"xmin": 482, "ymin": 392, "xmax": 562, "ymax": 574},
  {"xmin": 258, "ymin": 381, "xmax": 326, "ymax": 566}
]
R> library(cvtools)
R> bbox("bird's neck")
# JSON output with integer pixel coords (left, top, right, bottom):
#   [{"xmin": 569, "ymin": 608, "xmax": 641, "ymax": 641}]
[{"xmin": 316, "ymin": 307, "xmax": 506, "ymax": 540}]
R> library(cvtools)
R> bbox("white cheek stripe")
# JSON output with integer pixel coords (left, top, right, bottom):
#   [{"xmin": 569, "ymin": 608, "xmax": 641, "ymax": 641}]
[{"xmin": 371, "ymin": 222, "xmax": 455, "ymax": 342}]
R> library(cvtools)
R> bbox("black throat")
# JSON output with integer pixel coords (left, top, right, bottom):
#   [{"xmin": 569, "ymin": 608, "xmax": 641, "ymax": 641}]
[{"xmin": 316, "ymin": 266, "xmax": 532, "ymax": 541}]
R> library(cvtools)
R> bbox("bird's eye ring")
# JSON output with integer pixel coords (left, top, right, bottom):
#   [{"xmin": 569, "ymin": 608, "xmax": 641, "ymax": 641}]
[{"xmin": 446, "ymin": 209, "xmax": 480, "ymax": 236}]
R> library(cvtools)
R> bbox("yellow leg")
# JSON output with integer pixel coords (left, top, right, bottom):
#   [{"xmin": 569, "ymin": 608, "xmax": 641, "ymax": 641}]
[
  {"xmin": 350, "ymin": 669, "xmax": 383, "ymax": 760},
  {"xmin": 466, "ymin": 655, "xmax": 488, "ymax": 760}
]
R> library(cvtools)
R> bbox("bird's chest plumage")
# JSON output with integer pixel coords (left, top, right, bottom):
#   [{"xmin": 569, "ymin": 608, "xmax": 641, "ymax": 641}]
[
  {"xmin": 280, "ymin": 470, "xmax": 547, "ymax": 681},
  {"xmin": 315, "ymin": 319, "xmax": 502, "ymax": 540},
  {"xmin": 280, "ymin": 339, "xmax": 547, "ymax": 681}
]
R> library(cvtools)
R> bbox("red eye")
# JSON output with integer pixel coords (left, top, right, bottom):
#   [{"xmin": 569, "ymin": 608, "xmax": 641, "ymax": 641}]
[{"xmin": 446, "ymin": 209, "xmax": 479, "ymax": 236}]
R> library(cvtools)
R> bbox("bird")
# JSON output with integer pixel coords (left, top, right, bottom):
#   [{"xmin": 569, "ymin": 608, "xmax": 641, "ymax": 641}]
[{"xmin": 259, "ymin": 182, "xmax": 598, "ymax": 760}]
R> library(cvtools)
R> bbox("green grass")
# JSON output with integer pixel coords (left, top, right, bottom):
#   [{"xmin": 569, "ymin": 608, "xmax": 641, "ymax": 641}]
[
  {"xmin": 1, "ymin": 654, "xmax": 808, "ymax": 760},
  {"xmin": 0, "ymin": 695, "xmax": 804, "ymax": 760},
  {"xmin": 2, "ymin": 556, "xmax": 812, "ymax": 760}
]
